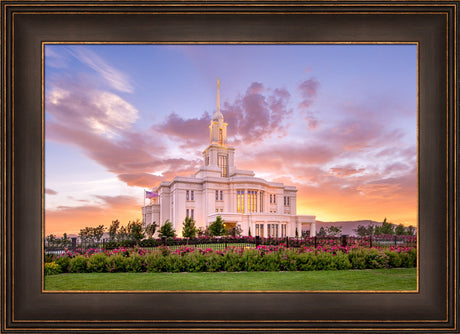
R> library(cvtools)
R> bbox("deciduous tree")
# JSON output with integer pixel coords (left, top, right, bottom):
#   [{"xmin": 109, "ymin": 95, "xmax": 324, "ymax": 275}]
[
  {"xmin": 127, "ymin": 219, "xmax": 145, "ymax": 244},
  {"xmin": 395, "ymin": 224, "xmax": 407, "ymax": 235},
  {"xmin": 108, "ymin": 219, "xmax": 120, "ymax": 241},
  {"xmin": 326, "ymin": 225, "xmax": 342, "ymax": 237},
  {"xmin": 208, "ymin": 216, "xmax": 225, "ymax": 237},
  {"xmin": 158, "ymin": 220, "xmax": 176, "ymax": 238}
]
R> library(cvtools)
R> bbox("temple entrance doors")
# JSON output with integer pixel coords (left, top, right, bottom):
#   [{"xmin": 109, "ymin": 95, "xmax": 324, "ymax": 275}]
[{"xmin": 223, "ymin": 222, "xmax": 237, "ymax": 236}]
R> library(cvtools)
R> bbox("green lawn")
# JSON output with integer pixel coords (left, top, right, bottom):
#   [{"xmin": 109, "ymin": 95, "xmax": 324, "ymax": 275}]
[{"xmin": 45, "ymin": 268, "xmax": 417, "ymax": 291}]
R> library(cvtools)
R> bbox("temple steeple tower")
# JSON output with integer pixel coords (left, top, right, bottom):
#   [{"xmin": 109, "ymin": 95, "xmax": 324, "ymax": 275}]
[
  {"xmin": 199, "ymin": 79, "xmax": 235, "ymax": 178},
  {"xmin": 210, "ymin": 78, "xmax": 227, "ymax": 146}
]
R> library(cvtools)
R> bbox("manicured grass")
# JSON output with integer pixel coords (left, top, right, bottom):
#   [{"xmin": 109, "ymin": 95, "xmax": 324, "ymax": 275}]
[{"xmin": 45, "ymin": 268, "xmax": 417, "ymax": 291}]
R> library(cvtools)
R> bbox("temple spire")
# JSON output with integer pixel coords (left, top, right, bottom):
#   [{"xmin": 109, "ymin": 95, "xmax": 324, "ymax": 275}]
[{"xmin": 216, "ymin": 78, "xmax": 220, "ymax": 112}]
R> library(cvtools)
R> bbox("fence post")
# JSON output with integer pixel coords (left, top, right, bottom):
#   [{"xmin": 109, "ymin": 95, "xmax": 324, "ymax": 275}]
[
  {"xmin": 341, "ymin": 235, "xmax": 348, "ymax": 248},
  {"xmin": 286, "ymin": 237, "xmax": 289, "ymax": 248},
  {"xmin": 71, "ymin": 237, "xmax": 77, "ymax": 252},
  {"xmin": 370, "ymin": 235, "xmax": 373, "ymax": 248},
  {"xmin": 394, "ymin": 235, "xmax": 397, "ymax": 246},
  {"xmin": 255, "ymin": 235, "xmax": 260, "ymax": 248},
  {"xmin": 224, "ymin": 237, "xmax": 227, "ymax": 249},
  {"xmin": 162, "ymin": 236, "xmax": 166, "ymax": 246},
  {"xmin": 314, "ymin": 236, "xmax": 317, "ymax": 248}
]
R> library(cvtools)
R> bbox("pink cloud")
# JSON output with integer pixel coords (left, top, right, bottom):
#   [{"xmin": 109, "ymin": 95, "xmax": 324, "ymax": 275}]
[
  {"xmin": 94, "ymin": 194, "xmax": 141, "ymax": 208},
  {"xmin": 329, "ymin": 166, "xmax": 365, "ymax": 178},
  {"xmin": 240, "ymin": 143, "xmax": 339, "ymax": 172},
  {"xmin": 222, "ymin": 82, "xmax": 292, "ymax": 144},
  {"xmin": 45, "ymin": 188, "xmax": 58, "ymax": 195},
  {"xmin": 154, "ymin": 82, "xmax": 293, "ymax": 147},
  {"xmin": 153, "ymin": 112, "xmax": 210, "ymax": 145},
  {"xmin": 297, "ymin": 79, "xmax": 320, "ymax": 129},
  {"xmin": 298, "ymin": 79, "xmax": 319, "ymax": 99},
  {"xmin": 45, "ymin": 78, "xmax": 204, "ymax": 188},
  {"xmin": 117, "ymin": 173, "xmax": 165, "ymax": 188}
]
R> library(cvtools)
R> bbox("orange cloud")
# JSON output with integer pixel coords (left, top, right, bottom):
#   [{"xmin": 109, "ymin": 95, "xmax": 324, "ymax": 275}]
[
  {"xmin": 45, "ymin": 195, "xmax": 142, "ymax": 236},
  {"xmin": 296, "ymin": 184, "xmax": 417, "ymax": 227}
]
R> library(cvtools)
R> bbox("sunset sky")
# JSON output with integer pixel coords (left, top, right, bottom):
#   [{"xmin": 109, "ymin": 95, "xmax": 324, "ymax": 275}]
[{"xmin": 44, "ymin": 44, "xmax": 417, "ymax": 236}]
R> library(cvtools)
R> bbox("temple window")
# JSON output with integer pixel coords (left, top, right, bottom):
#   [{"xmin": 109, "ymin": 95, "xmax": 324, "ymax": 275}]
[
  {"xmin": 218, "ymin": 154, "xmax": 228, "ymax": 177},
  {"xmin": 237, "ymin": 190, "xmax": 244, "ymax": 213}
]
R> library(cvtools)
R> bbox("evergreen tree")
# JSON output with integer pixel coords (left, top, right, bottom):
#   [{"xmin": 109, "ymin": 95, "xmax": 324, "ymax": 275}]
[
  {"xmin": 395, "ymin": 224, "xmax": 407, "ymax": 235},
  {"xmin": 158, "ymin": 220, "xmax": 176, "ymax": 238},
  {"xmin": 182, "ymin": 216, "xmax": 197, "ymax": 239},
  {"xmin": 208, "ymin": 216, "xmax": 226, "ymax": 236},
  {"xmin": 380, "ymin": 218, "xmax": 395, "ymax": 235}
]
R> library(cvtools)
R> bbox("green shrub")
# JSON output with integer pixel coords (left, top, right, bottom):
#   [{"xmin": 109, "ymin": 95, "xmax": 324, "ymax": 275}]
[
  {"xmin": 205, "ymin": 252, "xmax": 224, "ymax": 272},
  {"xmin": 106, "ymin": 254, "xmax": 128, "ymax": 272},
  {"xmin": 261, "ymin": 251, "xmax": 280, "ymax": 271},
  {"xmin": 385, "ymin": 251, "xmax": 402, "ymax": 268},
  {"xmin": 365, "ymin": 249, "xmax": 389, "ymax": 269},
  {"xmin": 315, "ymin": 251, "xmax": 337, "ymax": 270},
  {"xmin": 278, "ymin": 250, "xmax": 296, "ymax": 271},
  {"xmin": 55, "ymin": 256, "xmax": 71, "ymax": 273},
  {"xmin": 295, "ymin": 252, "xmax": 316, "ymax": 271},
  {"xmin": 87, "ymin": 253, "xmax": 107, "ymax": 273},
  {"xmin": 145, "ymin": 251, "xmax": 167, "ymax": 272},
  {"xmin": 241, "ymin": 249, "xmax": 264, "ymax": 271},
  {"xmin": 69, "ymin": 256, "xmax": 89, "ymax": 273},
  {"xmin": 334, "ymin": 251, "xmax": 352, "ymax": 270},
  {"xmin": 44, "ymin": 262, "xmax": 61, "ymax": 275},
  {"xmin": 105, "ymin": 240, "xmax": 136, "ymax": 250},
  {"xmin": 183, "ymin": 252, "xmax": 206, "ymax": 272},
  {"xmin": 164, "ymin": 254, "xmax": 186, "ymax": 272},
  {"xmin": 348, "ymin": 249, "xmax": 367, "ymax": 269},
  {"xmin": 126, "ymin": 253, "xmax": 145, "ymax": 272},
  {"xmin": 222, "ymin": 250, "xmax": 243, "ymax": 272},
  {"xmin": 69, "ymin": 245, "xmax": 417, "ymax": 273},
  {"xmin": 400, "ymin": 248, "xmax": 417, "ymax": 268},
  {"xmin": 139, "ymin": 239, "xmax": 158, "ymax": 248}
]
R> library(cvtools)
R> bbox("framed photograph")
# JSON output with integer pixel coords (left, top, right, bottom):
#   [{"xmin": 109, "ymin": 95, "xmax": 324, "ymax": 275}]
[{"xmin": 2, "ymin": 1, "xmax": 458, "ymax": 333}]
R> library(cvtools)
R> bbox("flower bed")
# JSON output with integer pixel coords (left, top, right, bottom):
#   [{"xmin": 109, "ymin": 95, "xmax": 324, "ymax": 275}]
[{"xmin": 45, "ymin": 245, "xmax": 417, "ymax": 275}]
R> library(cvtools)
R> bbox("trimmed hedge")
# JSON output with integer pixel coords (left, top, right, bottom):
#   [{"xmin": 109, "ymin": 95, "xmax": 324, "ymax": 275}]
[{"xmin": 46, "ymin": 246, "xmax": 417, "ymax": 275}]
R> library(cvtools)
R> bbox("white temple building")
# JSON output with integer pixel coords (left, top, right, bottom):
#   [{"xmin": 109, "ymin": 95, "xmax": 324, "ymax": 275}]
[{"xmin": 142, "ymin": 80, "xmax": 316, "ymax": 238}]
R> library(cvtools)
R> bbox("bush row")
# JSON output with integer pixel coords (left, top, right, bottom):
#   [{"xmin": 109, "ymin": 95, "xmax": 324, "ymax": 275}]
[{"xmin": 47, "ymin": 247, "xmax": 416, "ymax": 275}]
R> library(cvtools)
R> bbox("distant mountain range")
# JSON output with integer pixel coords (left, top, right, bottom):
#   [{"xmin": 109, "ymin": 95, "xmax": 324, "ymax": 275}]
[{"xmin": 315, "ymin": 220, "xmax": 382, "ymax": 236}]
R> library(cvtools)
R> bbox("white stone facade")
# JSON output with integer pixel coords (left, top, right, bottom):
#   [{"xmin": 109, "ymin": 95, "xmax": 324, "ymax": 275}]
[{"xmin": 142, "ymin": 81, "xmax": 316, "ymax": 238}]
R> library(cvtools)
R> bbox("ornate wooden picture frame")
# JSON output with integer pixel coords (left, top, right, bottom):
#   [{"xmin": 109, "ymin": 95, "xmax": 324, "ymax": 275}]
[{"xmin": 2, "ymin": 1, "xmax": 458, "ymax": 332}]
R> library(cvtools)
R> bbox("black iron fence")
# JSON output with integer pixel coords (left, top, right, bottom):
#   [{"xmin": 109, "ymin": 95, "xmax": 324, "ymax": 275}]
[{"xmin": 44, "ymin": 234, "xmax": 416, "ymax": 254}]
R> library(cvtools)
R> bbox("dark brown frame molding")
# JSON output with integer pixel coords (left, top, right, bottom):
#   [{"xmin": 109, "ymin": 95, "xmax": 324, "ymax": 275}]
[{"xmin": 2, "ymin": 1, "xmax": 458, "ymax": 333}]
